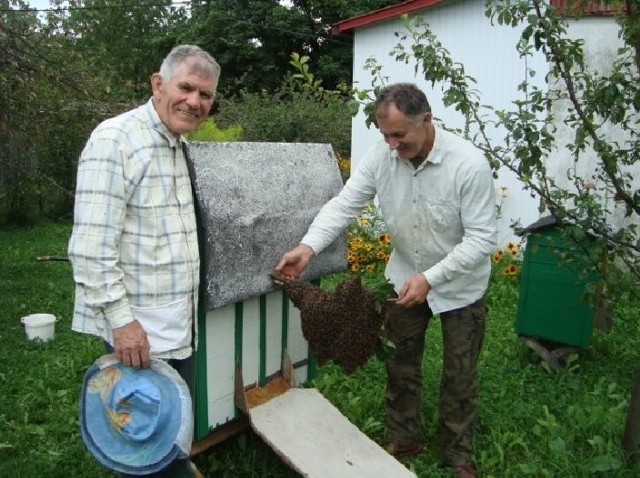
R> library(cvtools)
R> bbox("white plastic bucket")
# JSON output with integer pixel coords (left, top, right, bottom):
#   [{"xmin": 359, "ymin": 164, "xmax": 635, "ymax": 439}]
[{"xmin": 21, "ymin": 313, "xmax": 57, "ymax": 342}]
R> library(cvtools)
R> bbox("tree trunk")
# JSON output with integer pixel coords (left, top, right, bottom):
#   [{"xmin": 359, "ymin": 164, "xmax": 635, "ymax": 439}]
[{"xmin": 622, "ymin": 367, "xmax": 640, "ymax": 455}]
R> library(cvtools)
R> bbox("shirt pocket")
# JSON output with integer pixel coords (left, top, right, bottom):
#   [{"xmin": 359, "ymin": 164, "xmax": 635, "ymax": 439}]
[
  {"xmin": 425, "ymin": 198, "xmax": 459, "ymax": 233},
  {"xmin": 131, "ymin": 298, "xmax": 190, "ymax": 354}
]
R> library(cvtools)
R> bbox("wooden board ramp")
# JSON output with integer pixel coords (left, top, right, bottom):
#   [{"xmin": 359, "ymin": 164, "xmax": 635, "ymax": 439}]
[
  {"xmin": 235, "ymin": 360, "xmax": 416, "ymax": 478},
  {"xmin": 249, "ymin": 388, "xmax": 416, "ymax": 478}
]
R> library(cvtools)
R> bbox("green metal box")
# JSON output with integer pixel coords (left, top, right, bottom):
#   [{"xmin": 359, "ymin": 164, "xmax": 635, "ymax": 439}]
[{"xmin": 515, "ymin": 217, "xmax": 599, "ymax": 348}]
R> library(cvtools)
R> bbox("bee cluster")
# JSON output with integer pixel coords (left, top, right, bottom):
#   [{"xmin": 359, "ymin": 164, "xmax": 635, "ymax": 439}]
[{"xmin": 279, "ymin": 275, "xmax": 383, "ymax": 373}]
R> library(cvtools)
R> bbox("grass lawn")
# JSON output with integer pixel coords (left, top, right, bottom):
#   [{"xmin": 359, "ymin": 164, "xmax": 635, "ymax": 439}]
[{"xmin": 1, "ymin": 221, "xmax": 640, "ymax": 477}]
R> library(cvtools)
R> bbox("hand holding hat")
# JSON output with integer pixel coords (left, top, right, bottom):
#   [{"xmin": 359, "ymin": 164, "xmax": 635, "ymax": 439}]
[{"xmin": 80, "ymin": 354, "xmax": 193, "ymax": 475}]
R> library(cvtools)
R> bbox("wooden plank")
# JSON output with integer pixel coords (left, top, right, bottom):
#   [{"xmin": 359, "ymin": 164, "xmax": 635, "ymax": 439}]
[
  {"xmin": 191, "ymin": 417, "xmax": 250, "ymax": 456},
  {"xmin": 248, "ymin": 389, "xmax": 417, "ymax": 478}
]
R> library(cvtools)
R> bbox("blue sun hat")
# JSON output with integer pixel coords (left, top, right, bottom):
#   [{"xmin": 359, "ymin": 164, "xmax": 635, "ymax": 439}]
[{"xmin": 80, "ymin": 354, "xmax": 193, "ymax": 475}]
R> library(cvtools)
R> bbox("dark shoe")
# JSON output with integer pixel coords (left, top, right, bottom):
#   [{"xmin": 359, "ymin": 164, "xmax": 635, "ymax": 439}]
[
  {"xmin": 382, "ymin": 441, "xmax": 422, "ymax": 458},
  {"xmin": 453, "ymin": 463, "xmax": 476, "ymax": 478}
]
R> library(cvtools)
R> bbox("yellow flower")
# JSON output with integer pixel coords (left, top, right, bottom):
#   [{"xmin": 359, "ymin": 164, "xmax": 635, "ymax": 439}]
[
  {"xmin": 492, "ymin": 250, "xmax": 504, "ymax": 263},
  {"xmin": 378, "ymin": 233, "xmax": 391, "ymax": 244},
  {"xmin": 350, "ymin": 237, "xmax": 364, "ymax": 249},
  {"xmin": 506, "ymin": 242, "xmax": 520, "ymax": 255},
  {"xmin": 357, "ymin": 216, "xmax": 369, "ymax": 226},
  {"xmin": 504, "ymin": 264, "xmax": 518, "ymax": 276}
]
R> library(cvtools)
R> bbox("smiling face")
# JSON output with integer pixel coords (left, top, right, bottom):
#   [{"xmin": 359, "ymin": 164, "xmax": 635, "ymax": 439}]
[
  {"xmin": 375, "ymin": 103, "xmax": 433, "ymax": 160},
  {"xmin": 151, "ymin": 58, "xmax": 217, "ymax": 136}
]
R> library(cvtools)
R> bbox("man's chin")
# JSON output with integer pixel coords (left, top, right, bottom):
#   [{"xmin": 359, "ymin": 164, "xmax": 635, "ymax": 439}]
[{"xmin": 172, "ymin": 121, "xmax": 201, "ymax": 136}]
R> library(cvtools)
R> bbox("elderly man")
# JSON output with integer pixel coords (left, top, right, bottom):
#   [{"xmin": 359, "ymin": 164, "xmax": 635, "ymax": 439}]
[
  {"xmin": 275, "ymin": 83, "xmax": 497, "ymax": 478},
  {"xmin": 69, "ymin": 45, "xmax": 220, "ymax": 478}
]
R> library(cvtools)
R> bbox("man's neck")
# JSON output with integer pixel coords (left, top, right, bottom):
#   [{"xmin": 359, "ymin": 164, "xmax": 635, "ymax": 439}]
[{"xmin": 409, "ymin": 156, "xmax": 424, "ymax": 169}]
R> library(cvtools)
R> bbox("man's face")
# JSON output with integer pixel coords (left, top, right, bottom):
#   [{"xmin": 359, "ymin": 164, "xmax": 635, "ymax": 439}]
[
  {"xmin": 151, "ymin": 59, "xmax": 217, "ymax": 136},
  {"xmin": 376, "ymin": 103, "xmax": 432, "ymax": 160}
]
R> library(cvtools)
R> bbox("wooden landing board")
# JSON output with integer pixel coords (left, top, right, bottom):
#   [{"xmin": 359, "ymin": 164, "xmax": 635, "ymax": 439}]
[{"xmin": 248, "ymin": 388, "xmax": 417, "ymax": 478}]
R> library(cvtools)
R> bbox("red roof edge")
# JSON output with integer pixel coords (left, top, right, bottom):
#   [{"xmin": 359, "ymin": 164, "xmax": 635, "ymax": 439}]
[
  {"xmin": 551, "ymin": 0, "xmax": 625, "ymax": 16},
  {"xmin": 334, "ymin": 0, "xmax": 624, "ymax": 33},
  {"xmin": 334, "ymin": 0, "xmax": 447, "ymax": 33}
]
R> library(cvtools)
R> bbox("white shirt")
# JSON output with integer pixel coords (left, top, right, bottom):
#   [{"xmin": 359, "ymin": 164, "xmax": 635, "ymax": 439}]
[{"xmin": 302, "ymin": 125, "xmax": 497, "ymax": 314}]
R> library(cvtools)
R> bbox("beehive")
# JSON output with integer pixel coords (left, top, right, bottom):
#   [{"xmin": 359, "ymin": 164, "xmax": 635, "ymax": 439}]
[{"xmin": 188, "ymin": 142, "xmax": 347, "ymax": 443}]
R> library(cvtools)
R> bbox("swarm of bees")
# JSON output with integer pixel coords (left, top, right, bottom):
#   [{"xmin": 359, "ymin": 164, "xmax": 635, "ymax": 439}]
[{"xmin": 272, "ymin": 273, "xmax": 384, "ymax": 373}]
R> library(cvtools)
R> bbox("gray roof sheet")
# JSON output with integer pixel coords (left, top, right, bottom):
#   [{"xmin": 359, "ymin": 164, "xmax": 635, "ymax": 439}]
[{"xmin": 189, "ymin": 141, "xmax": 348, "ymax": 310}]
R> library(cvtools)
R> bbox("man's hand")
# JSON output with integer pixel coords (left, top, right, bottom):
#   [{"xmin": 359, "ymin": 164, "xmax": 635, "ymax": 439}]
[
  {"xmin": 112, "ymin": 320, "xmax": 151, "ymax": 369},
  {"xmin": 396, "ymin": 273, "xmax": 431, "ymax": 308},
  {"xmin": 273, "ymin": 243, "xmax": 315, "ymax": 279}
]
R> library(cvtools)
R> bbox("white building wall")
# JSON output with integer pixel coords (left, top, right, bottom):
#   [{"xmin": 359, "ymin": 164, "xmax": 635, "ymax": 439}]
[
  {"xmin": 547, "ymin": 17, "xmax": 624, "ymax": 187},
  {"xmin": 546, "ymin": 16, "xmax": 638, "ymax": 232}
]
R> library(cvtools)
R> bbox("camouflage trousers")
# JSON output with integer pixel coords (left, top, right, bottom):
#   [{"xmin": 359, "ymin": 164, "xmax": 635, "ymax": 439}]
[{"xmin": 384, "ymin": 296, "xmax": 486, "ymax": 466}]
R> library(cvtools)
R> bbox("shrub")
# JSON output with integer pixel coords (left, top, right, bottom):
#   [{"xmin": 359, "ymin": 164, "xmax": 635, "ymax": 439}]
[
  {"xmin": 186, "ymin": 118, "xmax": 243, "ymax": 142},
  {"xmin": 215, "ymin": 89, "xmax": 352, "ymax": 157}
]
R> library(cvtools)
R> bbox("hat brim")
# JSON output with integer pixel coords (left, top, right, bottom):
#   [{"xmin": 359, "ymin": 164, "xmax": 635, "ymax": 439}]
[{"xmin": 80, "ymin": 355, "xmax": 193, "ymax": 475}]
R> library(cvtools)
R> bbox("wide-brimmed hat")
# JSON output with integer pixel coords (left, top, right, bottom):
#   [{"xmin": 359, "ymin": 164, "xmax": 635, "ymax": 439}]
[{"xmin": 80, "ymin": 354, "xmax": 193, "ymax": 475}]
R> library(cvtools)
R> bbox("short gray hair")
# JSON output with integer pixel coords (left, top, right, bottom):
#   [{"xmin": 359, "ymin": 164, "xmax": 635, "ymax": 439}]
[
  {"xmin": 375, "ymin": 83, "xmax": 431, "ymax": 123},
  {"xmin": 159, "ymin": 45, "xmax": 221, "ymax": 82}
]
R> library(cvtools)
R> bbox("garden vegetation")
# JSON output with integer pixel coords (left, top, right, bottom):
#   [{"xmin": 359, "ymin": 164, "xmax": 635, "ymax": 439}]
[
  {"xmin": 2, "ymin": 220, "xmax": 640, "ymax": 477},
  {"xmin": 2, "ymin": 0, "xmax": 640, "ymax": 476}
]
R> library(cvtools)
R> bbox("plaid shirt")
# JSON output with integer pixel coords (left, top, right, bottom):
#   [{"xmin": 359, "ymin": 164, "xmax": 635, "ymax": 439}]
[
  {"xmin": 68, "ymin": 99, "xmax": 199, "ymax": 359},
  {"xmin": 302, "ymin": 125, "xmax": 497, "ymax": 314}
]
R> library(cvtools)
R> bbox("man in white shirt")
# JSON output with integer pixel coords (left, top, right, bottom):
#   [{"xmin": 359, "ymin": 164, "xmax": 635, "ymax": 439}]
[{"xmin": 274, "ymin": 83, "xmax": 497, "ymax": 478}]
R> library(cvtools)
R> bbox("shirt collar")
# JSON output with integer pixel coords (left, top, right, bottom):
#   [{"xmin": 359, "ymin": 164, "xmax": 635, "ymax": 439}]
[{"xmin": 423, "ymin": 124, "xmax": 442, "ymax": 166}]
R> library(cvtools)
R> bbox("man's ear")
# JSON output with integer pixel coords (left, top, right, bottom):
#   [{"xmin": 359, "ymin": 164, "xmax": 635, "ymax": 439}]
[
  {"xmin": 423, "ymin": 112, "xmax": 433, "ymax": 125},
  {"xmin": 150, "ymin": 73, "xmax": 163, "ymax": 98}
]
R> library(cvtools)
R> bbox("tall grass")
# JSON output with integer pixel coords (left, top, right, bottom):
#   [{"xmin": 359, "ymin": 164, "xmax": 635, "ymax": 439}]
[{"xmin": 1, "ymin": 222, "xmax": 640, "ymax": 477}]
